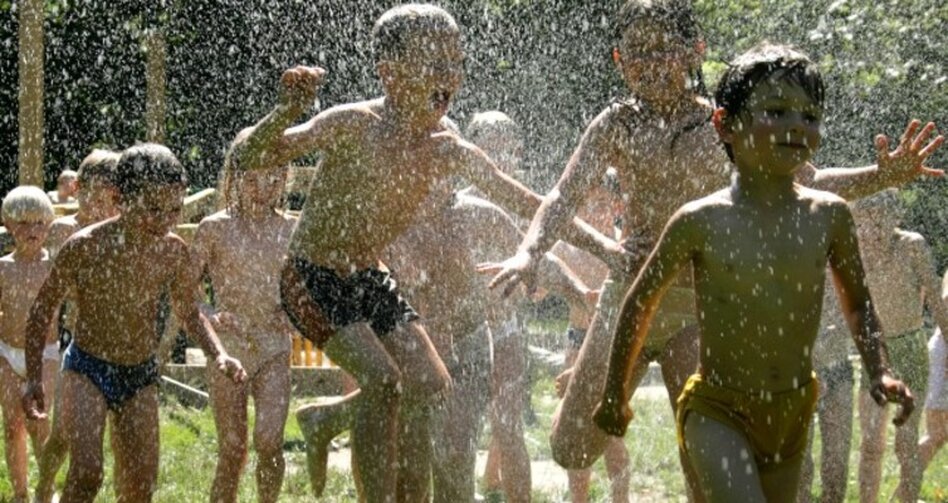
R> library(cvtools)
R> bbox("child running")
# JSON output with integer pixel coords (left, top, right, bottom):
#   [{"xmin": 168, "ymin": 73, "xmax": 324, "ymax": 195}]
[
  {"xmin": 852, "ymin": 189, "xmax": 948, "ymax": 503},
  {"xmin": 0, "ymin": 186, "xmax": 59, "ymax": 503},
  {"xmin": 485, "ymin": 0, "xmax": 944, "ymax": 482},
  {"xmin": 35, "ymin": 148, "xmax": 122, "ymax": 503},
  {"xmin": 191, "ymin": 164, "xmax": 296, "ymax": 503},
  {"xmin": 592, "ymin": 43, "xmax": 914, "ymax": 502},
  {"xmin": 227, "ymin": 5, "xmax": 615, "ymax": 500},
  {"xmin": 22, "ymin": 143, "xmax": 246, "ymax": 503}
]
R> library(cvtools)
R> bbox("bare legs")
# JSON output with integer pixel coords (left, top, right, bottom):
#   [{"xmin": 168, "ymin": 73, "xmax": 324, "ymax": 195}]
[
  {"xmin": 209, "ymin": 352, "xmax": 290, "ymax": 503},
  {"xmin": 483, "ymin": 327, "xmax": 531, "ymax": 503},
  {"xmin": 0, "ymin": 358, "xmax": 56, "ymax": 503},
  {"xmin": 798, "ymin": 361, "xmax": 853, "ymax": 503}
]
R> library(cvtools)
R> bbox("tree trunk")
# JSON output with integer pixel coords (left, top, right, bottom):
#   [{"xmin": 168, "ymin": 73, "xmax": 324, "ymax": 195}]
[{"xmin": 17, "ymin": 0, "xmax": 44, "ymax": 186}]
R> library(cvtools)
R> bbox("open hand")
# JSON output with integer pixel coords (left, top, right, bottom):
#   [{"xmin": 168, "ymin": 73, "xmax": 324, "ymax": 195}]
[
  {"xmin": 868, "ymin": 372, "xmax": 915, "ymax": 426},
  {"xmin": 215, "ymin": 355, "xmax": 248, "ymax": 384},
  {"xmin": 21, "ymin": 381, "xmax": 47, "ymax": 421},
  {"xmin": 875, "ymin": 120, "xmax": 944, "ymax": 186},
  {"xmin": 478, "ymin": 250, "xmax": 538, "ymax": 298},
  {"xmin": 592, "ymin": 396, "xmax": 634, "ymax": 437},
  {"xmin": 280, "ymin": 66, "xmax": 326, "ymax": 112}
]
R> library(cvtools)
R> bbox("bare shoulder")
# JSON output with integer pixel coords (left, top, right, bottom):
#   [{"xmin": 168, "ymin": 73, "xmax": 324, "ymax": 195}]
[
  {"xmin": 894, "ymin": 228, "xmax": 929, "ymax": 254},
  {"xmin": 50, "ymin": 215, "xmax": 79, "ymax": 232},
  {"xmin": 796, "ymin": 185, "xmax": 849, "ymax": 212},
  {"xmin": 676, "ymin": 188, "xmax": 733, "ymax": 221},
  {"xmin": 318, "ymin": 98, "xmax": 384, "ymax": 129}
]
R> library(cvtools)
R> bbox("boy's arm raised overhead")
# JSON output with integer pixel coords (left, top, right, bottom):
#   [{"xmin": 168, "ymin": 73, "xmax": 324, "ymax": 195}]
[
  {"xmin": 486, "ymin": 110, "xmax": 626, "ymax": 294},
  {"xmin": 593, "ymin": 204, "xmax": 700, "ymax": 437},
  {"xmin": 169, "ymin": 239, "xmax": 246, "ymax": 384},
  {"xmin": 826, "ymin": 202, "xmax": 913, "ymax": 426},
  {"xmin": 228, "ymin": 66, "xmax": 337, "ymax": 173},
  {"xmin": 800, "ymin": 120, "xmax": 944, "ymax": 200},
  {"xmin": 22, "ymin": 242, "xmax": 74, "ymax": 420}
]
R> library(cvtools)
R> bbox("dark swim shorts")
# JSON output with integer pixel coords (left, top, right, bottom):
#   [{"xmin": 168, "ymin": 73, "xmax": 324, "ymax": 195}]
[
  {"xmin": 63, "ymin": 343, "xmax": 160, "ymax": 411},
  {"xmin": 282, "ymin": 256, "xmax": 420, "ymax": 340}
]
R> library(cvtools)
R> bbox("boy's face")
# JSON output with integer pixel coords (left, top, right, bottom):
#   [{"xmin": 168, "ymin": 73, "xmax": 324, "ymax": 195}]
[
  {"xmin": 121, "ymin": 185, "xmax": 184, "ymax": 237},
  {"xmin": 235, "ymin": 167, "xmax": 286, "ymax": 212},
  {"xmin": 616, "ymin": 24, "xmax": 700, "ymax": 100},
  {"xmin": 381, "ymin": 28, "xmax": 464, "ymax": 129},
  {"xmin": 78, "ymin": 179, "xmax": 119, "ymax": 214},
  {"xmin": 726, "ymin": 76, "xmax": 822, "ymax": 174},
  {"xmin": 4, "ymin": 217, "xmax": 51, "ymax": 251}
]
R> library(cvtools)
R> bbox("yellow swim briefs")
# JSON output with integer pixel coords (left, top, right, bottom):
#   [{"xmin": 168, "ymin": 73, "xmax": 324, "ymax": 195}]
[{"xmin": 676, "ymin": 373, "xmax": 818, "ymax": 472}]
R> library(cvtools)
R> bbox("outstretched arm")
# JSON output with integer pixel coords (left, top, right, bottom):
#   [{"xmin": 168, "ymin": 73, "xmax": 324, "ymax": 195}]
[
  {"xmin": 227, "ymin": 66, "xmax": 330, "ymax": 173},
  {"xmin": 593, "ymin": 208, "xmax": 698, "ymax": 436},
  {"xmin": 474, "ymin": 112, "xmax": 625, "ymax": 292},
  {"xmin": 827, "ymin": 205, "xmax": 912, "ymax": 425},
  {"xmin": 800, "ymin": 120, "xmax": 943, "ymax": 200}
]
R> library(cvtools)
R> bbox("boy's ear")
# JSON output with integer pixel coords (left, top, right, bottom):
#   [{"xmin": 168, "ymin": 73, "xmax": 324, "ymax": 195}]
[
  {"xmin": 712, "ymin": 108, "xmax": 733, "ymax": 142},
  {"xmin": 377, "ymin": 61, "xmax": 394, "ymax": 86},
  {"xmin": 612, "ymin": 47, "xmax": 621, "ymax": 68}
]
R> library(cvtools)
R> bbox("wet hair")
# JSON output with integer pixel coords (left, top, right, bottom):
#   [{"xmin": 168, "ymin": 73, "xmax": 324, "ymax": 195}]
[
  {"xmin": 615, "ymin": 0, "xmax": 707, "ymax": 97},
  {"xmin": 57, "ymin": 170, "xmax": 78, "ymax": 185},
  {"xmin": 372, "ymin": 4, "xmax": 460, "ymax": 62},
  {"xmin": 77, "ymin": 149, "xmax": 121, "ymax": 188},
  {"xmin": 2, "ymin": 185, "xmax": 55, "ymax": 224},
  {"xmin": 714, "ymin": 43, "xmax": 825, "ymax": 161},
  {"xmin": 113, "ymin": 143, "xmax": 187, "ymax": 201}
]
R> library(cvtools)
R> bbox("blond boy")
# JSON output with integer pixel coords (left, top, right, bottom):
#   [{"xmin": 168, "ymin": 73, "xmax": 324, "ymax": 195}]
[
  {"xmin": 0, "ymin": 186, "xmax": 59, "ymax": 503},
  {"xmin": 228, "ymin": 5, "xmax": 615, "ymax": 500},
  {"xmin": 592, "ymin": 44, "xmax": 913, "ymax": 502},
  {"xmin": 191, "ymin": 165, "xmax": 296, "ymax": 503},
  {"xmin": 22, "ymin": 143, "xmax": 245, "ymax": 503},
  {"xmin": 47, "ymin": 170, "xmax": 78, "ymax": 205}
]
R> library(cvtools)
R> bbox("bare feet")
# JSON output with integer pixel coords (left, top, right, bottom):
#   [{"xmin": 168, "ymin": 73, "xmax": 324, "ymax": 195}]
[{"xmin": 296, "ymin": 398, "xmax": 350, "ymax": 497}]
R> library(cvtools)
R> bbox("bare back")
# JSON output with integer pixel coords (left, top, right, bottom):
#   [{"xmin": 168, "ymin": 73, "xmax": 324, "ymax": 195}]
[{"xmin": 859, "ymin": 229, "xmax": 929, "ymax": 335}]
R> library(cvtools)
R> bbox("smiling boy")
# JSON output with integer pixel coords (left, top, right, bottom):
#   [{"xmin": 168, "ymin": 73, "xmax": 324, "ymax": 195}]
[{"xmin": 592, "ymin": 44, "xmax": 914, "ymax": 502}]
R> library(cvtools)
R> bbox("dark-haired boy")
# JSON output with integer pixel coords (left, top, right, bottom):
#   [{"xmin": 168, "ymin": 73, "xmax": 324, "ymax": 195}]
[
  {"xmin": 592, "ymin": 44, "xmax": 914, "ymax": 501},
  {"xmin": 22, "ymin": 143, "xmax": 245, "ymax": 503},
  {"xmin": 228, "ymin": 4, "xmax": 617, "ymax": 501}
]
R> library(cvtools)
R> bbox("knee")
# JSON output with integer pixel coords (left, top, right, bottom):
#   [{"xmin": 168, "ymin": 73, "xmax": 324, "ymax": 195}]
[
  {"xmin": 362, "ymin": 365, "xmax": 403, "ymax": 403},
  {"xmin": 254, "ymin": 434, "xmax": 285, "ymax": 462}
]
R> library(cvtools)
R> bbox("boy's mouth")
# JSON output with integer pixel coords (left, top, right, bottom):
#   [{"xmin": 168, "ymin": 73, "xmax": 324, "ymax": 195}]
[{"xmin": 775, "ymin": 141, "xmax": 807, "ymax": 149}]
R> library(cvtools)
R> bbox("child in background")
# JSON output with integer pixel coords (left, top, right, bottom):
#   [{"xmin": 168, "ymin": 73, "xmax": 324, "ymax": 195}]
[
  {"xmin": 22, "ymin": 143, "xmax": 245, "ymax": 502},
  {"xmin": 919, "ymin": 282, "xmax": 948, "ymax": 474},
  {"xmin": 36, "ymin": 148, "xmax": 122, "ymax": 503},
  {"xmin": 0, "ymin": 186, "xmax": 59, "ymax": 503},
  {"xmin": 47, "ymin": 170, "xmax": 78, "ymax": 205},
  {"xmin": 191, "ymin": 164, "xmax": 296, "ymax": 503},
  {"xmin": 593, "ymin": 44, "xmax": 914, "ymax": 502},
  {"xmin": 853, "ymin": 189, "xmax": 948, "ymax": 503}
]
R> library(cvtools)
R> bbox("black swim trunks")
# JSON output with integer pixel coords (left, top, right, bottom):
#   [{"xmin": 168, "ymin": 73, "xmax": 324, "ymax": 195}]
[
  {"xmin": 282, "ymin": 256, "xmax": 420, "ymax": 340},
  {"xmin": 62, "ymin": 343, "xmax": 160, "ymax": 411}
]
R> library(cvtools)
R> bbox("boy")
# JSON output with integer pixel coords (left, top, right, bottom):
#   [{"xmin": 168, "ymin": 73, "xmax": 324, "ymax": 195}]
[
  {"xmin": 852, "ymin": 189, "xmax": 948, "ymax": 503},
  {"xmin": 228, "ymin": 5, "xmax": 615, "ymax": 500},
  {"xmin": 592, "ymin": 44, "xmax": 914, "ymax": 501},
  {"xmin": 35, "ymin": 148, "xmax": 121, "ymax": 503},
  {"xmin": 45, "ymin": 149, "xmax": 122, "ymax": 256},
  {"xmin": 47, "ymin": 170, "xmax": 78, "ymax": 205},
  {"xmin": 487, "ymin": 0, "xmax": 942, "ymax": 476},
  {"xmin": 22, "ymin": 143, "xmax": 245, "ymax": 503},
  {"xmin": 0, "ymin": 186, "xmax": 59, "ymax": 503}
]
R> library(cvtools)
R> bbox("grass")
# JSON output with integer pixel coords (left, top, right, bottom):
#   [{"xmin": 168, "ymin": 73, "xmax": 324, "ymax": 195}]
[{"xmin": 0, "ymin": 343, "xmax": 944, "ymax": 501}]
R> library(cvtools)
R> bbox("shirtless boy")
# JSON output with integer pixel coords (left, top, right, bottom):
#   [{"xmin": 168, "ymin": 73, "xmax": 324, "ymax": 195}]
[
  {"xmin": 592, "ymin": 44, "xmax": 914, "ymax": 502},
  {"xmin": 486, "ymin": 0, "xmax": 944, "ymax": 475},
  {"xmin": 919, "ymin": 272, "xmax": 948, "ymax": 475},
  {"xmin": 45, "ymin": 149, "xmax": 121, "ymax": 256},
  {"xmin": 22, "ymin": 143, "xmax": 245, "ymax": 503},
  {"xmin": 191, "ymin": 164, "xmax": 296, "ymax": 503},
  {"xmin": 227, "ymin": 5, "xmax": 614, "ymax": 501},
  {"xmin": 34, "ymin": 148, "xmax": 121, "ymax": 503},
  {"xmin": 852, "ymin": 189, "xmax": 948, "ymax": 503},
  {"xmin": 47, "ymin": 170, "xmax": 78, "ymax": 205},
  {"xmin": 0, "ymin": 186, "xmax": 59, "ymax": 503}
]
